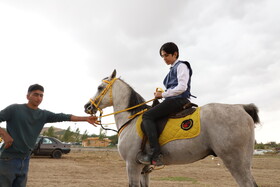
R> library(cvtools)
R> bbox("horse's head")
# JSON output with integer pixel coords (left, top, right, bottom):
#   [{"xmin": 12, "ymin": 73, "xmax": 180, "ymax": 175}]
[{"xmin": 84, "ymin": 69, "xmax": 117, "ymax": 115}]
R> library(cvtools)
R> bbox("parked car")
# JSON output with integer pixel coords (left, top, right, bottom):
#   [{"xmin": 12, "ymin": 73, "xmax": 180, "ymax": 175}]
[
  {"xmin": 253, "ymin": 149, "xmax": 274, "ymax": 155},
  {"xmin": 32, "ymin": 136, "xmax": 71, "ymax": 158}
]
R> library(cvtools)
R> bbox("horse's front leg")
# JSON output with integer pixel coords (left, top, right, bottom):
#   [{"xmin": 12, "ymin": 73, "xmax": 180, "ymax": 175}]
[
  {"xmin": 140, "ymin": 165, "xmax": 150, "ymax": 187},
  {"xmin": 127, "ymin": 161, "xmax": 149, "ymax": 187}
]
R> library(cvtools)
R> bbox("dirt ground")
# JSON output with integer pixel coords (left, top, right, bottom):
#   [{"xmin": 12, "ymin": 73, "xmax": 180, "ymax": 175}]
[{"xmin": 27, "ymin": 149, "xmax": 280, "ymax": 187}]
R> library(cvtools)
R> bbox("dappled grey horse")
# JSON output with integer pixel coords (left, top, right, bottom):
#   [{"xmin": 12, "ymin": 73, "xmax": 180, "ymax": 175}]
[{"xmin": 84, "ymin": 70, "xmax": 259, "ymax": 187}]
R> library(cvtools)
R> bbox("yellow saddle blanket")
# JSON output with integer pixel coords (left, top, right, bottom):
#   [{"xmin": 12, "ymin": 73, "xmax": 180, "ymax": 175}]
[{"xmin": 136, "ymin": 107, "xmax": 201, "ymax": 146}]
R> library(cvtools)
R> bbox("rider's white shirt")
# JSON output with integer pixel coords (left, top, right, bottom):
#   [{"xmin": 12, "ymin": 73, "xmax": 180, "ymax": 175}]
[{"xmin": 162, "ymin": 60, "xmax": 190, "ymax": 98}]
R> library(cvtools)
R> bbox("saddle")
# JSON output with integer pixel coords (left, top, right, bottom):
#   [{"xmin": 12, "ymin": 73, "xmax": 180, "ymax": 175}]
[
  {"xmin": 170, "ymin": 102, "xmax": 198, "ymax": 118},
  {"xmin": 140, "ymin": 101, "xmax": 198, "ymax": 150}
]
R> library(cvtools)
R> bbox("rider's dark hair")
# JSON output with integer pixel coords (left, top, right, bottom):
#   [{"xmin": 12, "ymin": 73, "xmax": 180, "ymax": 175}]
[{"xmin": 159, "ymin": 42, "xmax": 179, "ymax": 59}]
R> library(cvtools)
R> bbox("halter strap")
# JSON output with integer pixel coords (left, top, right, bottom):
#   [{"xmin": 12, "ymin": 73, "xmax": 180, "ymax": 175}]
[{"xmin": 89, "ymin": 78, "xmax": 118, "ymax": 115}]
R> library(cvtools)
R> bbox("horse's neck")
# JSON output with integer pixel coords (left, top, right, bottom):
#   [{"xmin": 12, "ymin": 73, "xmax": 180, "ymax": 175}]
[
  {"xmin": 112, "ymin": 83, "xmax": 132, "ymax": 129},
  {"xmin": 114, "ymin": 112, "xmax": 131, "ymax": 130}
]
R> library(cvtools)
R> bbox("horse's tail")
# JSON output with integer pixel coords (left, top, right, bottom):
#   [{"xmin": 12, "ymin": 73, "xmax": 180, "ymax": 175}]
[{"xmin": 243, "ymin": 103, "xmax": 260, "ymax": 124}]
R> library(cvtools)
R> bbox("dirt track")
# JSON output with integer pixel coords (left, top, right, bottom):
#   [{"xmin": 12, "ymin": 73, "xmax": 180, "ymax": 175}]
[{"xmin": 28, "ymin": 149, "xmax": 280, "ymax": 187}]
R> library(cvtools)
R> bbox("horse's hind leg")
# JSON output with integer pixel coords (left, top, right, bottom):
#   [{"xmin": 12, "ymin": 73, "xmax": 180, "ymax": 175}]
[{"xmin": 220, "ymin": 152, "xmax": 258, "ymax": 187}]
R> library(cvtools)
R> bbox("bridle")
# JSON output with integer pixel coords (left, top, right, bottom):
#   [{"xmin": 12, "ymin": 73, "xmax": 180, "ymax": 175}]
[
  {"xmin": 87, "ymin": 77, "xmax": 118, "ymax": 132},
  {"xmin": 87, "ymin": 77, "xmax": 157, "ymax": 133},
  {"xmin": 89, "ymin": 77, "xmax": 118, "ymax": 117}
]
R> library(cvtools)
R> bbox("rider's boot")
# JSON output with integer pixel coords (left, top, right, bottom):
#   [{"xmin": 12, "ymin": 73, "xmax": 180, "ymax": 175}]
[
  {"xmin": 138, "ymin": 145, "xmax": 163, "ymax": 166},
  {"xmin": 151, "ymin": 152, "xmax": 164, "ymax": 166},
  {"xmin": 137, "ymin": 120, "xmax": 164, "ymax": 166}
]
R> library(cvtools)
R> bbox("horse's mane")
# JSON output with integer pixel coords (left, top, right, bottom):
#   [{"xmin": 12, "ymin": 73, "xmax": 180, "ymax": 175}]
[{"xmin": 118, "ymin": 78, "xmax": 149, "ymax": 115}]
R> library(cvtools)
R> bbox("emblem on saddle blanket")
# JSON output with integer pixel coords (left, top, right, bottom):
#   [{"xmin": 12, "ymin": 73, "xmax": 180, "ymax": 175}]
[{"xmin": 136, "ymin": 107, "xmax": 201, "ymax": 146}]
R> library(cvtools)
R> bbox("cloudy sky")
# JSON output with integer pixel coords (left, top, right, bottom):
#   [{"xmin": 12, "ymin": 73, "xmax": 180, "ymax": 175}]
[{"xmin": 0, "ymin": 0, "xmax": 279, "ymax": 143}]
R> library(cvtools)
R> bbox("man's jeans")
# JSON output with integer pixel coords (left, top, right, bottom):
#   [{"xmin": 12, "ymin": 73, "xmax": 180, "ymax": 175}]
[{"xmin": 0, "ymin": 157, "xmax": 30, "ymax": 187}]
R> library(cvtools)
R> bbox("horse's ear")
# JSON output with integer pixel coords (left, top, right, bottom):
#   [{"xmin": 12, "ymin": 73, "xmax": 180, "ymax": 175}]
[{"xmin": 111, "ymin": 69, "xmax": 116, "ymax": 79}]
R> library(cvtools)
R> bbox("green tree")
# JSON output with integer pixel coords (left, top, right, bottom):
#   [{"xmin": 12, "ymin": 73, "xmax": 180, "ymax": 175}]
[
  {"xmin": 81, "ymin": 130, "xmax": 89, "ymax": 141},
  {"xmin": 98, "ymin": 127, "xmax": 106, "ymax": 140},
  {"xmin": 43, "ymin": 126, "xmax": 56, "ymax": 138},
  {"xmin": 266, "ymin": 142, "xmax": 278, "ymax": 148},
  {"xmin": 73, "ymin": 128, "xmax": 81, "ymax": 142},
  {"xmin": 255, "ymin": 142, "xmax": 265, "ymax": 149},
  {"xmin": 108, "ymin": 134, "xmax": 118, "ymax": 146},
  {"xmin": 90, "ymin": 133, "xmax": 99, "ymax": 138},
  {"xmin": 61, "ymin": 126, "xmax": 74, "ymax": 142}
]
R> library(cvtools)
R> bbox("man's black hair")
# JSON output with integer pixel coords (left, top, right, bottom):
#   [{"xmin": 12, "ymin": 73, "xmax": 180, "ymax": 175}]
[
  {"xmin": 28, "ymin": 84, "xmax": 44, "ymax": 93},
  {"xmin": 159, "ymin": 42, "xmax": 179, "ymax": 59}
]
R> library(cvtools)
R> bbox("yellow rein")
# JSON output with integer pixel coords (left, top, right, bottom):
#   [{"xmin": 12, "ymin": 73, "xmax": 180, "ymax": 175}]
[
  {"xmin": 95, "ymin": 98, "xmax": 156, "ymax": 118},
  {"xmin": 89, "ymin": 78, "xmax": 157, "ymax": 119}
]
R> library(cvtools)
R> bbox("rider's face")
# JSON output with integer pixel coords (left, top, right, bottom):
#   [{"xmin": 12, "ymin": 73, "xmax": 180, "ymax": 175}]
[{"xmin": 161, "ymin": 51, "xmax": 177, "ymax": 65}]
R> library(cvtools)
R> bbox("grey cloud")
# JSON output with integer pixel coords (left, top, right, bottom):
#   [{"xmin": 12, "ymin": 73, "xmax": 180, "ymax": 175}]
[{"xmin": 1, "ymin": 0, "xmax": 279, "ymax": 142}]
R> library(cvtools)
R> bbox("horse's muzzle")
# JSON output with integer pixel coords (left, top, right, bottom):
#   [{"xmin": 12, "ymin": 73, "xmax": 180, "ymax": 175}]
[{"xmin": 84, "ymin": 102, "xmax": 97, "ymax": 115}]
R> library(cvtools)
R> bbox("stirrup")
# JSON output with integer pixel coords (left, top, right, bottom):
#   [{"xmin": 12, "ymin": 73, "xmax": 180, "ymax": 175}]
[{"xmin": 141, "ymin": 166, "xmax": 155, "ymax": 174}]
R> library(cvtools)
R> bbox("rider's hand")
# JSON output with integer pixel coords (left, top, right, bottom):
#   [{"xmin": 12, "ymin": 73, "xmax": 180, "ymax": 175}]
[{"xmin": 154, "ymin": 91, "xmax": 163, "ymax": 99}]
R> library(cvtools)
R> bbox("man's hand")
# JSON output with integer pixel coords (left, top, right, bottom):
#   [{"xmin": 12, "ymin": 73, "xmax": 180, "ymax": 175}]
[
  {"xmin": 70, "ymin": 115, "xmax": 100, "ymax": 127},
  {"xmin": 0, "ymin": 129, "xmax": 14, "ymax": 149},
  {"xmin": 87, "ymin": 115, "xmax": 100, "ymax": 127}
]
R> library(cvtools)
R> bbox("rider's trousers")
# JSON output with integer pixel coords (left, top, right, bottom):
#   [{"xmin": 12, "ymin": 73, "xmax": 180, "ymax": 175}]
[{"xmin": 142, "ymin": 97, "xmax": 189, "ymax": 158}]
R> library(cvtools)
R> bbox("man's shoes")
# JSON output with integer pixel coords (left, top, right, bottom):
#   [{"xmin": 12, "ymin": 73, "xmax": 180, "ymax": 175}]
[{"xmin": 137, "ymin": 152, "xmax": 164, "ymax": 166}]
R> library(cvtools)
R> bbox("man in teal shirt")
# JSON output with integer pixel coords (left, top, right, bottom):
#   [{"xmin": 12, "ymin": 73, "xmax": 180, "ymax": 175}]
[{"xmin": 0, "ymin": 84, "xmax": 98, "ymax": 187}]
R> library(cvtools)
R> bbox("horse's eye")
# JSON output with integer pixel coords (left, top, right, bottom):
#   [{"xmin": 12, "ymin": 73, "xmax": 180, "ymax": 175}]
[{"xmin": 98, "ymin": 85, "xmax": 104, "ymax": 91}]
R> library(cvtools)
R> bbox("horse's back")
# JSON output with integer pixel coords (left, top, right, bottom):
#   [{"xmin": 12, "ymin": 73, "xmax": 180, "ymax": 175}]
[{"xmin": 200, "ymin": 103, "xmax": 258, "ymax": 125}]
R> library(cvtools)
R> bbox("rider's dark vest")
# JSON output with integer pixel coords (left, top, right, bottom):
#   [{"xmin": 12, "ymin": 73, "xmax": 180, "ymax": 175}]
[{"xmin": 163, "ymin": 61, "xmax": 192, "ymax": 99}]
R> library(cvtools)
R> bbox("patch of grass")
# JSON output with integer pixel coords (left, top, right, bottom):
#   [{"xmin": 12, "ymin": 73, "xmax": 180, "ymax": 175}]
[{"xmin": 156, "ymin": 176, "xmax": 198, "ymax": 183}]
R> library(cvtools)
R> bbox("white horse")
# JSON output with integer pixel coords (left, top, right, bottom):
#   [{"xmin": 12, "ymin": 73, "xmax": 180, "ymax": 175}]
[{"xmin": 84, "ymin": 70, "xmax": 259, "ymax": 187}]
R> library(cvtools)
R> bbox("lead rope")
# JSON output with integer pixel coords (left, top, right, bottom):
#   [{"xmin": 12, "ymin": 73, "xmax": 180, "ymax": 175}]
[
  {"xmin": 98, "ymin": 113, "xmax": 118, "ymax": 133},
  {"xmin": 100, "ymin": 123, "xmax": 118, "ymax": 133},
  {"xmin": 92, "ymin": 99, "xmax": 156, "ymax": 133}
]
